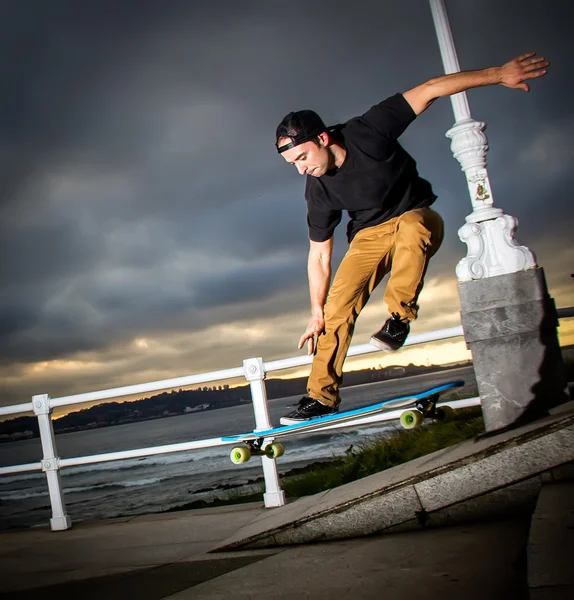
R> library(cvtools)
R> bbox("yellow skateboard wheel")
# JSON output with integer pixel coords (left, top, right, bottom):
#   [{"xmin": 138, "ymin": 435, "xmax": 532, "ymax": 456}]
[
  {"xmin": 265, "ymin": 442, "xmax": 285, "ymax": 459},
  {"xmin": 434, "ymin": 405, "xmax": 454, "ymax": 423},
  {"xmin": 230, "ymin": 446, "xmax": 251, "ymax": 464},
  {"xmin": 400, "ymin": 409, "xmax": 424, "ymax": 429}
]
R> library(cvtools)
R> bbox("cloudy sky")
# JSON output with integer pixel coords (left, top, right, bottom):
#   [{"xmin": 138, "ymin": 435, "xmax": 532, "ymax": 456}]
[{"xmin": 1, "ymin": 0, "xmax": 573, "ymax": 411}]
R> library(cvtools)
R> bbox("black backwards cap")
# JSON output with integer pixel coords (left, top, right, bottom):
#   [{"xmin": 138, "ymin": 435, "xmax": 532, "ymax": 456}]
[{"xmin": 275, "ymin": 109, "xmax": 328, "ymax": 154}]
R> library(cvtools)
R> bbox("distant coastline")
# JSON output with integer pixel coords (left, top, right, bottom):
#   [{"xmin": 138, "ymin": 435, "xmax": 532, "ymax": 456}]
[
  {"xmin": 3, "ymin": 344, "xmax": 572, "ymax": 442},
  {"xmin": 0, "ymin": 360, "xmax": 473, "ymax": 441}
]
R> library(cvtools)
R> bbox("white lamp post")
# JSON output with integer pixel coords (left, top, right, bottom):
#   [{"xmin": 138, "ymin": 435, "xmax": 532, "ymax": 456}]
[
  {"xmin": 428, "ymin": 0, "xmax": 536, "ymax": 281},
  {"xmin": 427, "ymin": 0, "xmax": 567, "ymax": 432}
]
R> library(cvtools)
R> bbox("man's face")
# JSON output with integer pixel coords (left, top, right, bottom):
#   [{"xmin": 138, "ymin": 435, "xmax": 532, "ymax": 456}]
[{"xmin": 279, "ymin": 135, "xmax": 330, "ymax": 177}]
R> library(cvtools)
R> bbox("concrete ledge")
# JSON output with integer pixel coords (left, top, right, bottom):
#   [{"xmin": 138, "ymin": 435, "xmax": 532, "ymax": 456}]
[
  {"xmin": 528, "ymin": 480, "xmax": 574, "ymax": 598},
  {"xmin": 213, "ymin": 402, "xmax": 574, "ymax": 551}
]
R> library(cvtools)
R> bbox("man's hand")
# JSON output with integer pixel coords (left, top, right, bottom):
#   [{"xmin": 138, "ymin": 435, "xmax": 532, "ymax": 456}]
[
  {"xmin": 299, "ymin": 315, "xmax": 325, "ymax": 356},
  {"xmin": 497, "ymin": 52, "xmax": 549, "ymax": 92}
]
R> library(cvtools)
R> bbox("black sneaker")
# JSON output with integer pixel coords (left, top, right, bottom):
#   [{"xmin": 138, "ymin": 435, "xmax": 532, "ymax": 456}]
[
  {"xmin": 280, "ymin": 397, "xmax": 338, "ymax": 425},
  {"xmin": 370, "ymin": 313, "xmax": 410, "ymax": 352}
]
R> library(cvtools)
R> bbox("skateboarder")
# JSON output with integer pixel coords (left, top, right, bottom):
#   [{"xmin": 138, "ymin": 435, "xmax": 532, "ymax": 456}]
[{"xmin": 275, "ymin": 52, "xmax": 549, "ymax": 424}]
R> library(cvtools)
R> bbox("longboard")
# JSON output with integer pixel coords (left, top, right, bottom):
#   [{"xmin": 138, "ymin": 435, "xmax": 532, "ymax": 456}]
[{"xmin": 223, "ymin": 380, "xmax": 465, "ymax": 464}]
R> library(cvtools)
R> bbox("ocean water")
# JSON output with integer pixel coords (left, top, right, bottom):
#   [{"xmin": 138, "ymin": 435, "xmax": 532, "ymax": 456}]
[{"xmin": 0, "ymin": 367, "xmax": 475, "ymax": 530}]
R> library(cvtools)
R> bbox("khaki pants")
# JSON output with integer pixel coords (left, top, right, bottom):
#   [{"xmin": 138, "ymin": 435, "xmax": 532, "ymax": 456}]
[{"xmin": 307, "ymin": 207, "xmax": 444, "ymax": 407}]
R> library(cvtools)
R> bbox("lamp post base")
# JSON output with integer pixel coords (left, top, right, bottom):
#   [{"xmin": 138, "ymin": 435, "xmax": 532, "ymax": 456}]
[{"xmin": 459, "ymin": 267, "xmax": 568, "ymax": 432}]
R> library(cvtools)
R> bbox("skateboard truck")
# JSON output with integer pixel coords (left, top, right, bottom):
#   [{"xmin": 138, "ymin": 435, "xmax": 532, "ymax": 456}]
[
  {"xmin": 400, "ymin": 394, "xmax": 454, "ymax": 429},
  {"xmin": 230, "ymin": 439, "xmax": 285, "ymax": 465}
]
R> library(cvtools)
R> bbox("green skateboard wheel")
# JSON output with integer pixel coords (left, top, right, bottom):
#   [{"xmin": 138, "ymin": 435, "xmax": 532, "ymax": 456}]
[
  {"xmin": 434, "ymin": 405, "xmax": 454, "ymax": 423},
  {"xmin": 230, "ymin": 446, "xmax": 251, "ymax": 464},
  {"xmin": 265, "ymin": 442, "xmax": 285, "ymax": 459},
  {"xmin": 400, "ymin": 409, "xmax": 423, "ymax": 429}
]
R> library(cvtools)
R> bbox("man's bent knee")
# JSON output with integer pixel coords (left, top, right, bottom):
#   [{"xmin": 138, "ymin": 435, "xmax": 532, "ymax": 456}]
[{"xmin": 397, "ymin": 208, "xmax": 443, "ymax": 250}]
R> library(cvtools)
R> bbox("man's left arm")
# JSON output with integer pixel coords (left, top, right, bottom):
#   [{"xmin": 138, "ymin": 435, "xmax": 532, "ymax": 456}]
[{"xmin": 403, "ymin": 52, "xmax": 549, "ymax": 116}]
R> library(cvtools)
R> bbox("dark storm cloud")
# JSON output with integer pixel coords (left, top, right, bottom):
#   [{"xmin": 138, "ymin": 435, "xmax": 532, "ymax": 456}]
[
  {"xmin": 191, "ymin": 256, "xmax": 304, "ymax": 309},
  {"xmin": 0, "ymin": 0, "xmax": 573, "ymax": 402},
  {"xmin": 0, "ymin": 2, "xmax": 177, "ymax": 199}
]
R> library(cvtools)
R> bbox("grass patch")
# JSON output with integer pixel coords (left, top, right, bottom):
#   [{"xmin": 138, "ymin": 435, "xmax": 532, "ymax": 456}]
[
  {"xmin": 167, "ymin": 407, "xmax": 484, "ymax": 513},
  {"xmin": 281, "ymin": 407, "xmax": 483, "ymax": 497}
]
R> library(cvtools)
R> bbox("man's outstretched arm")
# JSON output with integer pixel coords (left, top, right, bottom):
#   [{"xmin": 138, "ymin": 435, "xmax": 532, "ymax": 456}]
[
  {"xmin": 299, "ymin": 238, "xmax": 333, "ymax": 355},
  {"xmin": 403, "ymin": 52, "xmax": 549, "ymax": 116}
]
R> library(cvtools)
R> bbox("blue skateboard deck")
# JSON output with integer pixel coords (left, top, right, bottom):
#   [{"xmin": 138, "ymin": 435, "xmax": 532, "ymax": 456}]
[{"xmin": 224, "ymin": 380, "xmax": 465, "ymax": 463}]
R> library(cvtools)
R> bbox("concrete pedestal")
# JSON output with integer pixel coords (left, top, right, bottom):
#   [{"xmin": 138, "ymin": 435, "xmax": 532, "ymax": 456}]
[{"xmin": 458, "ymin": 267, "xmax": 568, "ymax": 432}]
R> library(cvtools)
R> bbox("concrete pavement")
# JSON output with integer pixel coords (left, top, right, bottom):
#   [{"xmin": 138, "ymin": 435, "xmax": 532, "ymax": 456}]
[
  {"xmin": 168, "ymin": 516, "xmax": 532, "ymax": 600},
  {"xmin": 1, "ymin": 403, "xmax": 573, "ymax": 599},
  {"xmin": 0, "ymin": 506, "xmax": 532, "ymax": 600},
  {"xmin": 0, "ymin": 503, "xmax": 270, "ymax": 596}
]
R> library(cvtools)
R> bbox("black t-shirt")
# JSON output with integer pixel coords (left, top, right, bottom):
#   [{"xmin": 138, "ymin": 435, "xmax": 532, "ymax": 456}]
[{"xmin": 305, "ymin": 93, "xmax": 437, "ymax": 243}]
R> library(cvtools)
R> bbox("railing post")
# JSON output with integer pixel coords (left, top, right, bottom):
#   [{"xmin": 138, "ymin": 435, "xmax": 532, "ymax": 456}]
[
  {"xmin": 243, "ymin": 358, "xmax": 286, "ymax": 508},
  {"xmin": 32, "ymin": 394, "xmax": 72, "ymax": 531}
]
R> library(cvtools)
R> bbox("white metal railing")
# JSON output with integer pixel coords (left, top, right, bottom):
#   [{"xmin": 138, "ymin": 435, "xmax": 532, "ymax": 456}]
[{"xmin": 1, "ymin": 307, "xmax": 572, "ymax": 531}]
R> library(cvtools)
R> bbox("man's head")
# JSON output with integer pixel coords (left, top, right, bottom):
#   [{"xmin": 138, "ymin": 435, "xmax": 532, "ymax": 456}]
[{"xmin": 275, "ymin": 110, "xmax": 338, "ymax": 177}]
